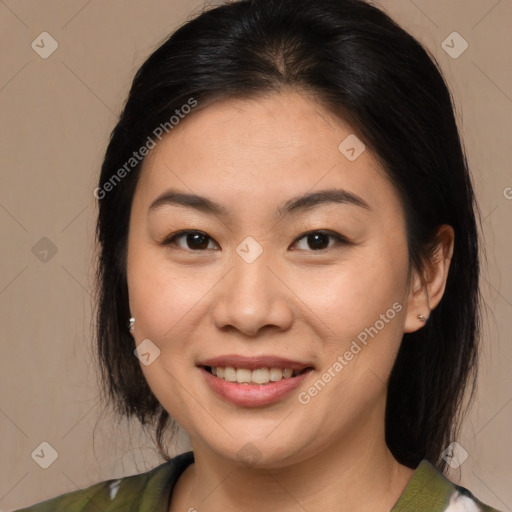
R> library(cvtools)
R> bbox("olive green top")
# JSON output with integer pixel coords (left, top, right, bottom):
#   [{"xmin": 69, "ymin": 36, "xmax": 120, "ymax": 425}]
[{"xmin": 14, "ymin": 451, "xmax": 502, "ymax": 512}]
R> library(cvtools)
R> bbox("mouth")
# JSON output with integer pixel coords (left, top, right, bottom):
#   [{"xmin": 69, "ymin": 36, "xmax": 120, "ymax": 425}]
[
  {"xmin": 202, "ymin": 365, "xmax": 311, "ymax": 385},
  {"xmin": 197, "ymin": 355, "xmax": 314, "ymax": 406}
]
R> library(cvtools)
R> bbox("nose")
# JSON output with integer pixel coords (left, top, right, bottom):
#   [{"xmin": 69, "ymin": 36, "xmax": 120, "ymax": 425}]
[{"xmin": 211, "ymin": 249, "xmax": 294, "ymax": 337}]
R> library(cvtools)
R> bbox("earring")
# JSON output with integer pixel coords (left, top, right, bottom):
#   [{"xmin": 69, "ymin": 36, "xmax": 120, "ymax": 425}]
[
  {"xmin": 417, "ymin": 314, "xmax": 427, "ymax": 322},
  {"xmin": 128, "ymin": 317, "xmax": 135, "ymax": 331}
]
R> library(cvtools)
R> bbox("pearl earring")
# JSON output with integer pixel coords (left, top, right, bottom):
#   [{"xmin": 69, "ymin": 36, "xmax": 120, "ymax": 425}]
[{"xmin": 128, "ymin": 317, "xmax": 135, "ymax": 331}]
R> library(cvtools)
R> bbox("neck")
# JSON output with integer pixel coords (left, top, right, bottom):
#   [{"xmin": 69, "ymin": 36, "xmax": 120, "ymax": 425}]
[{"xmin": 170, "ymin": 413, "xmax": 414, "ymax": 512}]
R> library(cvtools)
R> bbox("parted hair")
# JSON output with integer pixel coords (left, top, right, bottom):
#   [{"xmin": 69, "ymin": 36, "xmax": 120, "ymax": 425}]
[{"xmin": 95, "ymin": 0, "xmax": 482, "ymax": 472}]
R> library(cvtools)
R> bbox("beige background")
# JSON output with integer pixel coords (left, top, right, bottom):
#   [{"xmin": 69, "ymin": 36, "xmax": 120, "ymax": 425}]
[{"xmin": 0, "ymin": 0, "xmax": 511, "ymax": 510}]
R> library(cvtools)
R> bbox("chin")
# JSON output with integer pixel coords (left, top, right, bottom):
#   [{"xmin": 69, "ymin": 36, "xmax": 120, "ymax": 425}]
[{"xmin": 192, "ymin": 427, "xmax": 320, "ymax": 470}]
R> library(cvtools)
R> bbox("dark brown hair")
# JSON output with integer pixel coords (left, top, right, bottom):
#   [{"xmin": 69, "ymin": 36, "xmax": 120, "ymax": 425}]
[{"xmin": 94, "ymin": 0, "xmax": 481, "ymax": 472}]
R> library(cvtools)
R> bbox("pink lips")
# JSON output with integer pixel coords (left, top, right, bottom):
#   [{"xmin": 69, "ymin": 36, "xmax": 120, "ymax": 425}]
[
  {"xmin": 197, "ymin": 354, "xmax": 314, "ymax": 407},
  {"xmin": 199, "ymin": 354, "xmax": 311, "ymax": 372}
]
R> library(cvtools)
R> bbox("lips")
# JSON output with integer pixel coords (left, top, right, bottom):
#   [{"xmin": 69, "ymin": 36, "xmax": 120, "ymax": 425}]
[
  {"xmin": 198, "ymin": 355, "xmax": 312, "ymax": 372},
  {"xmin": 197, "ymin": 354, "xmax": 314, "ymax": 407}
]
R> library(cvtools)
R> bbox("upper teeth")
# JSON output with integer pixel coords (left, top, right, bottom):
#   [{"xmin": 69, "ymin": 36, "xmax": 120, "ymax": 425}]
[{"xmin": 211, "ymin": 367, "xmax": 295, "ymax": 384}]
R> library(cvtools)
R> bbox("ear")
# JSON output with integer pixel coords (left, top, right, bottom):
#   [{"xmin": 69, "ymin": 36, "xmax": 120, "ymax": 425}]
[{"xmin": 404, "ymin": 224, "xmax": 455, "ymax": 333}]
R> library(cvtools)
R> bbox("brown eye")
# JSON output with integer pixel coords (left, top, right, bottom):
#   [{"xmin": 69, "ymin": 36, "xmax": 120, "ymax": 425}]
[
  {"xmin": 162, "ymin": 231, "xmax": 218, "ymax": 251},
  {"xmin": 292, "ymin": 230, "xmax": 350, "ymax": 251},
  {"xmin": 161, "ymin": 229, "xmax": 349, "ymax": 252}
]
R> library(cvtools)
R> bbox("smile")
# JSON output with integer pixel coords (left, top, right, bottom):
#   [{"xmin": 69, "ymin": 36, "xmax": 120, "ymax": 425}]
[{"xmin": 204, "ymin": 366, "xmax": 309, "ymax": 385}]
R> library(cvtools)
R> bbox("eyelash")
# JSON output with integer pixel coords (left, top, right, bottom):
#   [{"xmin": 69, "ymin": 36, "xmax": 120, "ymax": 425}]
[{"xmin": 160, "ymin": 229, "xmax": 351, "ymax": 252}]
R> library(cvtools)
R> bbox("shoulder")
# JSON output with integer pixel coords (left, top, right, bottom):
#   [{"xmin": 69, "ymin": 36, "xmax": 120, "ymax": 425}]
[
  {"xmin": 392, "ymin": 459, "xmax": 503, "ymax": 512},
  {"xmin": 13, "ymin": 451, "xmax": 194, "ymax": 512}
]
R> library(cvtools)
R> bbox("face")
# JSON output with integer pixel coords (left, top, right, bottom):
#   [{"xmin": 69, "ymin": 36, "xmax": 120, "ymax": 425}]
[{"xmin": 126, "ymin": 90, "xmax": 415, "ymax": 468}]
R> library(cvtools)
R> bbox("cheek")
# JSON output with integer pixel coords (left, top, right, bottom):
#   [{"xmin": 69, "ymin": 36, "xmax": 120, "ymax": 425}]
[
  {"xmin": 127, "ymin": 242, "xmax": 212, "ymax": 340},
  {"xmin": 129, "ymin": 250, "xmax": 203, "ymax": 425},
  {"xmin": 294, "ymin": 236, "xmax": 409, "ymax": 400},
  {"xmin": 292, "ymin": 240, "xmax": 408, "ymax": 339}
]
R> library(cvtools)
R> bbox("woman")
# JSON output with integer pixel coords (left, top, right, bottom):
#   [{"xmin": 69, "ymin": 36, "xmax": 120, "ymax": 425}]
[{"xmin": 16, "ymin": 0, "xmax": 502, "ymax": 510}]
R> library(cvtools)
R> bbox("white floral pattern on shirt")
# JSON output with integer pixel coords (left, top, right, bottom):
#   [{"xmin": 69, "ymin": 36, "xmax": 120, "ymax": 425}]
[{"xmin": 444, "ymin": 490, "xmax": 482, "ymax": 512}]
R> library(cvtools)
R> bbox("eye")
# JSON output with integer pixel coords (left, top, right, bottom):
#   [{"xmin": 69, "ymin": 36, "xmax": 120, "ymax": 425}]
[
  {"xmin": 291, "ymin": 230, "xmax": 350, "ymax": 251},
  {"xmin": 162, "ymin": 230, "xmax": 219, "ymax": 251},
  {"xmin": 161, "ymin": 229, "xmax": 350, "ymax": 252}
]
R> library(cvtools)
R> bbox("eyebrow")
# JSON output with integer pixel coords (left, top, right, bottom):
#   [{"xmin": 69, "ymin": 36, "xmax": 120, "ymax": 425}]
[{"xmin": 148, "ymin": 187, "xmax": 370, "ymax": 219}]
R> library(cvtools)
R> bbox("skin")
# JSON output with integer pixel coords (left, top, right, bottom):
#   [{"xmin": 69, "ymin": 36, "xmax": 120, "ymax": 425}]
[{"xmin": 126, "ymin": 90, "xmax": 454, "ymax": 512}]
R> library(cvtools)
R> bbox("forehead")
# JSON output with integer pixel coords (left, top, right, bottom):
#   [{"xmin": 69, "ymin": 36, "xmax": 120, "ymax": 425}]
[{"xmin": 134, "ymin": 91, "xmax": 400, "ymax": 220}]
